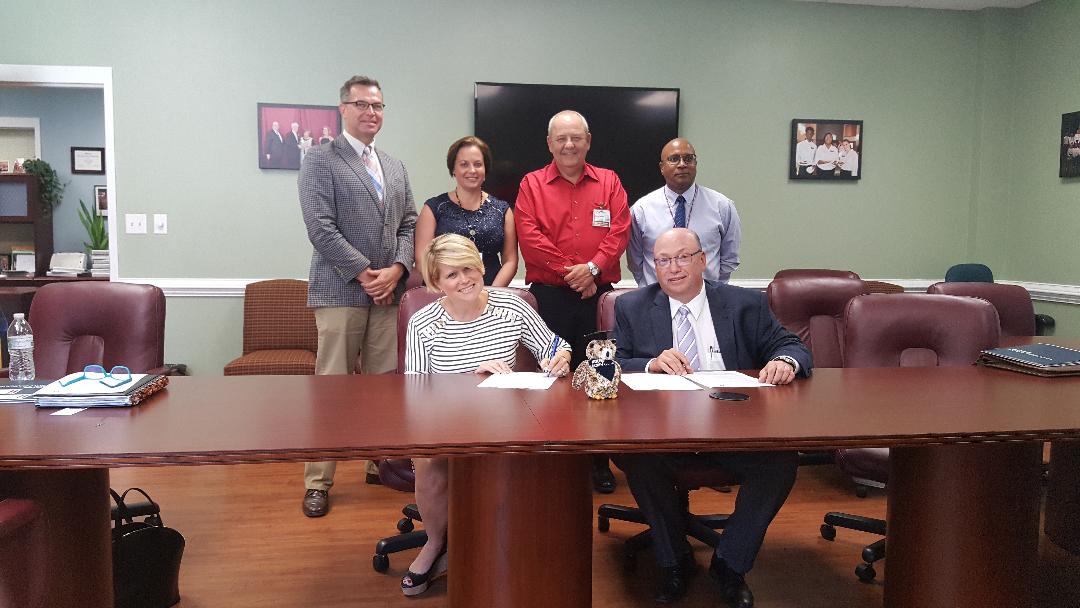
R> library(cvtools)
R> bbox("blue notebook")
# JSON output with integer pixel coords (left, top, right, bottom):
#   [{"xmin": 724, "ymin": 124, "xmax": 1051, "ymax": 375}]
[{"xmin": 977, "ymin": 343, "xmax": 1080, "ymax": 377}]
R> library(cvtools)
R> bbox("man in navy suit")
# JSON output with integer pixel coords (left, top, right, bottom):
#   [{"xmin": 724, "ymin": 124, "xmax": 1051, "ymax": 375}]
[{"xmin": 612, "ymin": 228, "xmax": 811, "ymax": 607}]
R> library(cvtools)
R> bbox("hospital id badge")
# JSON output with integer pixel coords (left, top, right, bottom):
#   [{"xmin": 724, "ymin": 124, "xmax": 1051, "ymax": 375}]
[{"xmin": 592, "ymin": 208, "xmax": 611, "ymax": 227}]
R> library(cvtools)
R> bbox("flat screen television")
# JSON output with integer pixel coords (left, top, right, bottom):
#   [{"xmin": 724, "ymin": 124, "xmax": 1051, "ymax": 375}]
[{"xmin": 474, "ymin": 82, "xmax": 680, "ymax": 207}]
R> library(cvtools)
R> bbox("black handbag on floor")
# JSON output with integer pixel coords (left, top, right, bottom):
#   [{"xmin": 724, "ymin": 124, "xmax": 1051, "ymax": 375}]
[{"xmin": 110, "ymin": 487, "xmax": 185, "ymax": 608}]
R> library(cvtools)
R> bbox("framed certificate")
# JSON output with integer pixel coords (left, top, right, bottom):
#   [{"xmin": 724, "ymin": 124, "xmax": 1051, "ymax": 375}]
[{"xmin": 71, "ymin": 147, "xmax": 105, "ymax": 174}]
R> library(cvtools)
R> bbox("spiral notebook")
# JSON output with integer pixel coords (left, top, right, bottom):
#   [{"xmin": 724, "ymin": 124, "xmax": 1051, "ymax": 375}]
[{"xmin": 34, "ymin": 373, "xmax": 169, "ymax": 407}]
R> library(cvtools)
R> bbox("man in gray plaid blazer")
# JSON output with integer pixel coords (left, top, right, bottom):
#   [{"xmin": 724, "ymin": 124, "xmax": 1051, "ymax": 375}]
[{"xmin": 298, "ymin": 75, "xmax": 417, "ymax": 517}]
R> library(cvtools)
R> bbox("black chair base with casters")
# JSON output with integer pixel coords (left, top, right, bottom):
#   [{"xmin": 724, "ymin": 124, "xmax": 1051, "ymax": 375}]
[
  {"xmin": 372, "ymin": 503, "xmax": 426, "ymax": 573},
  {"xmin": 371, "ymin": 459, "xmax": 428, "ymax": 573},
  {"xmin": 820, "ymin": 511, "xmax": 886, "ymax": 582},
  {"xmin": 597, "ymin": 465, "xmax": 735, "ymax": 568},
  {"xmin": 598, "ymin": 495, "xmax": 729, "ymax": 568}
]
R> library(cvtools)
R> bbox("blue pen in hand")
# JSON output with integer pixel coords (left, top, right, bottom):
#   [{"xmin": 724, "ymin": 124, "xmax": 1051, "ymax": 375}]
[{"xmin": 546, "ymin": 336, "xmax": 561, "ymax": 377}]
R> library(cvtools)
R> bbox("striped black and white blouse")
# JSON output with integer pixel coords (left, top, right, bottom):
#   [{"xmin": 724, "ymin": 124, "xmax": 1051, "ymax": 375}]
[{"xmin": 404, "ymin": 289, "xmax": 571, "ymax": 374}]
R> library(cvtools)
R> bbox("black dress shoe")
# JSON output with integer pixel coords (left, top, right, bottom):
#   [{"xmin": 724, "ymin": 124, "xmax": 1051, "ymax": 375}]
[
  {"xmin": 710, "ymin": 554, "xmax": 754, "ymax": 608},
  {"xmin": 365, "ymin": 472, "xmax": 382, "ymax": 485},
  {"xmin": 592, "ymin": 464, "xmax": 617, "ymax": 494},
  {"xmin": 655, "ymin": 565, "xmax": 687, "ymax": 604},
  {"xmin": 302, "ymin": 489, "xmax": 329, "ymax": 517}
]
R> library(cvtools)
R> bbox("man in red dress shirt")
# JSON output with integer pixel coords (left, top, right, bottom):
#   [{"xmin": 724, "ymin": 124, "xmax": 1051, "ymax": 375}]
[{"xmin": 515, "ymin": 109, "xmax": 631, "ymax": 492}]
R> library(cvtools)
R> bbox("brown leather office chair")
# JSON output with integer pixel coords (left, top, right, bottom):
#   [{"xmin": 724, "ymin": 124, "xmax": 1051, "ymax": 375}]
[
  {"xmin": 926, "ymin": 281, "xmax": 1035, "ymax": 337},
  {"xmin": 595, "ymin": 288, "xmax": 737, "ymax": 562},
  {"xmin": 224, "ymin": 279, "xmax": 317, "ymax": 375},
  {"xmin": 29, "ymin": 282, "xmax": 167, "ymax": 378},
  {"xmin": 373, "ymin": 285, "xmax": 540, "ymax": 572},
  {"xmin": 767, "ymin": 271, "xmax": 869, "ymax": 368},
  {"xmin": 768, "ymin": 272, "xmax": 872, "ymax": 469},
  {"xmin": 0, "ymin": 498, "xmax": 45, "ymax": 608},
  {"xmin": 821, "ymin": 293, "xmax": 1000, "ymax": 582}
]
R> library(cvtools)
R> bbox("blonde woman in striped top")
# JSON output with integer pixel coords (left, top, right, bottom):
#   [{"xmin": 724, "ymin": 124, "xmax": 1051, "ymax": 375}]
[{"xmin": 399, "ymin": 234, "xmax": 571, "ymax": 596}]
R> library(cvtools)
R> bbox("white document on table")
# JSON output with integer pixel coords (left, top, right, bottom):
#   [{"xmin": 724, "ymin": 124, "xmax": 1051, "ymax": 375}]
[
  {"xmin": 685, "ymin": 371, "xmax": 774, "ymax": 388},
  {"xmin": 477, "ymin": 372, "xmax": 558, "ymax": 390},
  {"xmin": 619, "ymin": 373, "xmax": 701, "ymax": 391}
]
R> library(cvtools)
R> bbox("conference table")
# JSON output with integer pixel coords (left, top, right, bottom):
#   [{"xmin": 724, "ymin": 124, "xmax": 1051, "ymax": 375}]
[{"xmin": 2, "ymin": 365, "xmax": 1080, "ymax": 608}]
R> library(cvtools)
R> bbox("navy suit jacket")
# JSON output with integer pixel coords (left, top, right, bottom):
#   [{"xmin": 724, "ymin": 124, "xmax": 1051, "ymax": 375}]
[{"xmin": 613, "ymin": 281, "xmax": 812, "ymax": 376}]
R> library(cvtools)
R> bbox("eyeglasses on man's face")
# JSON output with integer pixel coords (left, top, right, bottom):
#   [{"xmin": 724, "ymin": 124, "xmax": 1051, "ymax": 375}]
[
  {"xmin": 59, "ymin": 364, "xmax": 133, "ymax": 388},
  {"xmin": 654, "ymin": 250, "xmax": 703, "ymax": 269},
  {"xmin": 663, "ymin": 154, "xmax": 697, "ymax": 166},
  {"xmin": 342, "ymin": 100, "xmax": 386, "ymax": 113}
]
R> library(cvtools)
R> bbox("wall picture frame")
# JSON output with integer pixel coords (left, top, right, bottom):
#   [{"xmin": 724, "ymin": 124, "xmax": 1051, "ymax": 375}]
[
  {"xmin": 790, "ymin": 119, "xmax": 863, "ymax": 181},
  {"xmin": 0, "ymin": 254, "xmax": 9, "ymax": 271},
  {"xmin": 71, "ymin": 147, "xmax": 105, "ymax": 174},
  {"xmin": 94, "ymin": 185, "xmax": 108, "ymax": 216},
  {"xmin": 1060, "ymin": 111, "xmax": 1080, "ymax": 178},
  {"xmin": 257, "ymin": 102, "xmax": 342, "ymax": 171}
]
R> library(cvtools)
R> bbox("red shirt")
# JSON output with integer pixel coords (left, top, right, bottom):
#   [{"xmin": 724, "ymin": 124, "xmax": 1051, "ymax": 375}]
[{"xmin": 514, "ymin": 161, "xmax": 630, "ymax": 286}]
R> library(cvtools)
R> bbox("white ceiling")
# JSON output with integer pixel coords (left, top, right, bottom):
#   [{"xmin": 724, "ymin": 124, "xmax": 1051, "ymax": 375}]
[{"xmin": 793, "ymin": 0, "xmax": 1039, "ymax": 9}]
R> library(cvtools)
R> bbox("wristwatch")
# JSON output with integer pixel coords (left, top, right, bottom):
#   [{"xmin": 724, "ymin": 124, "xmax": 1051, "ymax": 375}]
[
  {"xmin": 773, "ymin": 356, "xmax": 798, "ymax": 372},
  {"xmin": 586, "ymin": 261, "xmax": 600, "ymax": 277}
]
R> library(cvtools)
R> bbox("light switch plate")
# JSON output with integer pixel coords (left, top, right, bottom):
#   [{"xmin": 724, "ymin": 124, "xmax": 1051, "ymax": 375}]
[
  {"xmin": 125, "ymin": 213, "xmax": 147, "ymax": 234},
  {"xmin": 153, "ymin": 214, "xmax": 168, "ymax": 234}
]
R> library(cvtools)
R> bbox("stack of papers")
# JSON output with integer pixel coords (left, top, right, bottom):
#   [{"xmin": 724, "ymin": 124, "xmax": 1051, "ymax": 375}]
[
  {"xmin": 34, "ymin": 373, "xmax": 169, "ymax": 407},
  {"xmin": 90, "ymin": 249, "xmax": 110, "ymax": 278},
  {"xmin": 620, "ymin": 371, "xmax": 773, "ymax": 391},
  {"xmin": 477, "ymin": 372, "xmax": 558, "ymax": 390}
]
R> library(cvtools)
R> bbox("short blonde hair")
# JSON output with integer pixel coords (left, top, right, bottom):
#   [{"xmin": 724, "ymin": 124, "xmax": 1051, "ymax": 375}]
[{"xmin": 420, "ymin": 233, "xmax": 486, "ymax": 292}]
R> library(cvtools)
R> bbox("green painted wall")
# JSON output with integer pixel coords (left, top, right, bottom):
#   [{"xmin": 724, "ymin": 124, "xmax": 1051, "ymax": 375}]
[
  {"xmin": 1, "ymin": 0, "xmax": 1075, "ymax": 374},
  {"xmin": 985, "ymin": 0, "xmax": 1080, "ymax": 284}
]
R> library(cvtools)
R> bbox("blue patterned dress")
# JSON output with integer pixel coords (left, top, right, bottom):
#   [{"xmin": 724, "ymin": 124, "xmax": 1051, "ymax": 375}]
[{"xmin": 424, "ymin": 192, "xmax": 510, "ymax": 285}]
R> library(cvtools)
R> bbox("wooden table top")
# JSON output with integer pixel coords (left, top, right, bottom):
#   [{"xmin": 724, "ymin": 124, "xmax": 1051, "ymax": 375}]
[{"xmin": 2, "ymin": 364, "xmax": 1079, "ymax": 469}]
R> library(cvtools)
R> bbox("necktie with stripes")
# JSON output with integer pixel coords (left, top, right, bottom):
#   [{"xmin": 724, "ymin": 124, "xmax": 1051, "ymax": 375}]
[
  {"xmin": 361, "ymin": 147, "xmax": 384, "ymax": 200},
  {"xmin": 675, "ymin": 305, "xmax": 700, "ymax": 371},
  {"xmin": 674, "ymin": 195, "xmax": 687, "ymax": 228}
]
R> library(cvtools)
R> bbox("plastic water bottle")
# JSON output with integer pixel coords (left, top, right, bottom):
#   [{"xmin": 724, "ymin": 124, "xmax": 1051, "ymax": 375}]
[{"xmin": 7, "ymin": 313, "xmax": 35, "ymax": 381}]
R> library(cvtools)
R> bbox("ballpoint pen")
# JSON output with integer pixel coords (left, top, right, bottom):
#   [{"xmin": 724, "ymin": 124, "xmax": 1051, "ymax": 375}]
[{"xmin": 546, "ymin": 336, "xmax": 560, "ymax": 377}]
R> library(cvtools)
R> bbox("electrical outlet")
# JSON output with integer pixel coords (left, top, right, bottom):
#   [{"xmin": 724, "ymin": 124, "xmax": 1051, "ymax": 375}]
[
  {"xmin": 153, "ymin": 214, "xmax": 168, "ymax": 234},
  {"xmin": 125, "ymin": 213, "xmax": 147, "ymax": 234}
]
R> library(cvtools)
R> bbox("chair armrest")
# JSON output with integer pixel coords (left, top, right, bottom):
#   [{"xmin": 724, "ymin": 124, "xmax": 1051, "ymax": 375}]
[{"xmin": 1035, "ymin": 314, "xmax": 1056, "ymax": 336}]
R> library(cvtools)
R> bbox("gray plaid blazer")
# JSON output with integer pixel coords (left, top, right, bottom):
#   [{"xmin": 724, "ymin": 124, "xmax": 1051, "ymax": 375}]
[{"xmin": 299, "ymin": 137, "xmax": 417, "ymax": 308}]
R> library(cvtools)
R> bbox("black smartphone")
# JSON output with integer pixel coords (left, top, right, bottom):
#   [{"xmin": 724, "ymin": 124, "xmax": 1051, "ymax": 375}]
[{"xmin": 710, "ymin": 391, "xmax": 749, "ymax": 402}]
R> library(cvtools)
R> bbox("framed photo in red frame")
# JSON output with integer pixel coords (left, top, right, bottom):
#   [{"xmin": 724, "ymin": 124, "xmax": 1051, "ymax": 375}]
[
  {"xmin": 258, "ymin": 103, "xmax": 342, "ymax": 171},
  {"xmin": 790, "ymin": 119, "xmax": 863, "ymax": 181}
]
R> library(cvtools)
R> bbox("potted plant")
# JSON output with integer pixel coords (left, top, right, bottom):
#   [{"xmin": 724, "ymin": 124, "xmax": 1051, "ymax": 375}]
[
  {"xmin": 22, "ymin": 159, "xmax": 67, "ymax": 216},
  {"xmin": 78, "ymin": 199, "xmax": 108, "ymax": 251}
]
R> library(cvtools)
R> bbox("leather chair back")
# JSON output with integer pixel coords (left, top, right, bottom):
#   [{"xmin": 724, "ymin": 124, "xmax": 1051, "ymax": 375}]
[
  {"xmin": 773, "ymin": 268, "xmax": 860, "ymax": 281},
  {"xmin": 0, "ymin": 498, "xmax": 45, "ymax": 608},
  {"xmin": 395, "ymin": 286, "xmax": 540, "ymax": 374},
  {"xmin": 767, "ymin": 275, "xmax": 869, "ymax": 368},
  {"xmin": 29, "ymin": 282, "xmax": 166, "ymax": 378},
  {"xmin": 843, "ymin": 294, "xmax": 1000, "ymax": 368},
  {"xmin": 945, "ymin": 263, "xmax": 993, "ymax": 283},
  {"xmin": 241, "ymin": 279, "xmax": 317, "ymax": 354},
  {"xmin": 596, "ymin": 288, "xmax": 633, "ymax": 332},
  {"xmin": 926, "ymin": 282, "xmax": 1036, "ymax": 337}
]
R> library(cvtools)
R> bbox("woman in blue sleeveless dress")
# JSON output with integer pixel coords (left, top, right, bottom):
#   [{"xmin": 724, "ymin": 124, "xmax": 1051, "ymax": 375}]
[{"xmin": 414, "ymin": 136, "xmax": 518, "ymax": 286}]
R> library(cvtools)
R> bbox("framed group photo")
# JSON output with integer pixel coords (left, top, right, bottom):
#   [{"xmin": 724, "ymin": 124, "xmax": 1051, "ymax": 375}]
[
  {"xmin": 258, "ymin": 102, "xmax": 342, "ymax": 171},
  {"xmin": 1060, "ymin": 111, "xmax": 1080, "ymax": 178},
  {"xmin": 790, "ymin": 119, "xmax": 863, "ymax": 180}
]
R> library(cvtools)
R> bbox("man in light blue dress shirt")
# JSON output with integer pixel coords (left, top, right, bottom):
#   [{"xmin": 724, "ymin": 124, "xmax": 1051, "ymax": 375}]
[{"xmin": 627, "ymin": 138, "xmax": 742, "ymax": 287}]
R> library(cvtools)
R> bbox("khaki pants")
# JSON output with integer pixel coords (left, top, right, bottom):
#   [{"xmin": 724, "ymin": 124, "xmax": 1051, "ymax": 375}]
[{"xmin": 304, "ymin": 305, "xmax": 398, "ymax": 490}]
